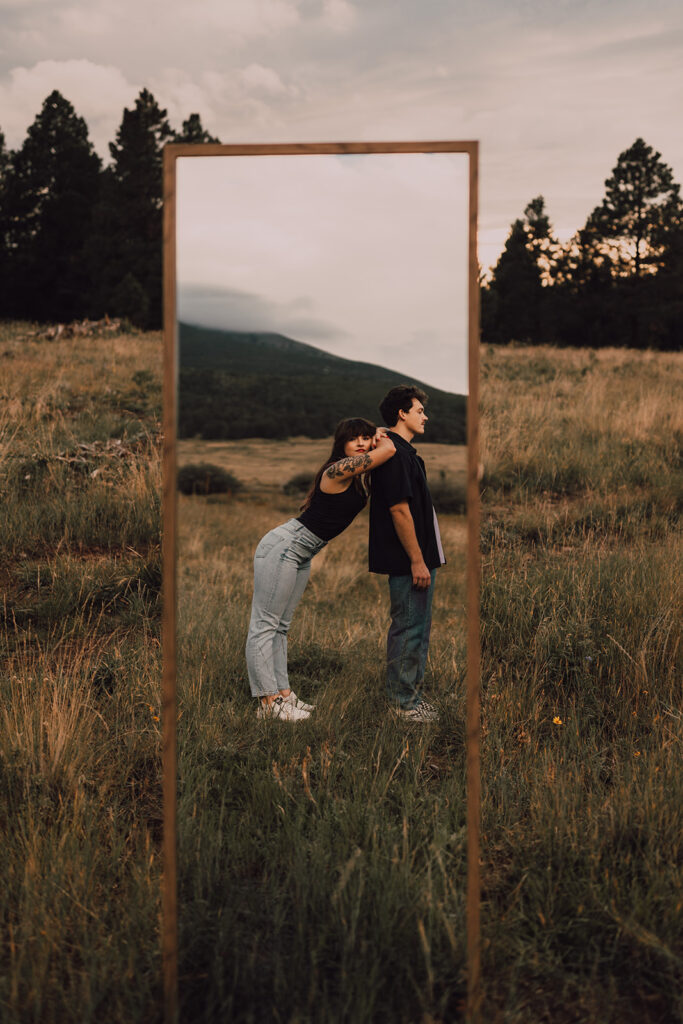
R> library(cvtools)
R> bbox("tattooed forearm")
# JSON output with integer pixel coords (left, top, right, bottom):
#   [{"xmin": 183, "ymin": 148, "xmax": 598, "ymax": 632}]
[{"xmin": 325, "ymin": 453, "xmax": 372, "ymax": 478}]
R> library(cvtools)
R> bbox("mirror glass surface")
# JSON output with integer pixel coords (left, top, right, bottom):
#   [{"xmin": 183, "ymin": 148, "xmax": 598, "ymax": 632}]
[
  {"xmin": 172, "ymin": 149, "xmax": 472, "ymax": 1002},
  {"xmin": 176, "ymin": 153, "xmax": 469, "ymax": 393}
]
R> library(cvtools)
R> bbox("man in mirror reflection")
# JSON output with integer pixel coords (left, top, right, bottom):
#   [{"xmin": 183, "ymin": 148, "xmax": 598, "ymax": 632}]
[{"xmin": 369, "ymin": 385, "xmax": 446, "ymax": 723}]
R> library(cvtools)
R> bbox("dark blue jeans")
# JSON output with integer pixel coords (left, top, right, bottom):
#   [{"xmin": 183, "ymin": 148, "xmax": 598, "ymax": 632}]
[{"xmin": 386, "ymin": 570, "xmax": 436, "ymax": 709}]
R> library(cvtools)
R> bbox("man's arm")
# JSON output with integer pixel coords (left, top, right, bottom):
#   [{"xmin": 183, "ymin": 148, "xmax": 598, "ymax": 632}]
[{"xmin": 389, "ymin": 501, "xmax": 431, "ymax": 589}]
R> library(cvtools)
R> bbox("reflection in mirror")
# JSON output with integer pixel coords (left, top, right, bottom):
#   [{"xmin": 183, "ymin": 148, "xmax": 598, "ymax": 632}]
[{"xmin": 165, "ymin": 145, "xmax": 479, "ymax": 1020}]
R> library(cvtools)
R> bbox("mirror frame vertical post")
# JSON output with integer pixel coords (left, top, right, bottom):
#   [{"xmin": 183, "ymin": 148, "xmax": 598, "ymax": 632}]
[
  {"xmin": 466, "ymin": 141, "xmax": 482, "ymax": 1024},
  {"xmin": 162, "ymin": 146, "xmax": 179, "ymax": 1024},
  {"xmin": 162, "ymin": 140, "xmax": 481, "ymax": 1022}
]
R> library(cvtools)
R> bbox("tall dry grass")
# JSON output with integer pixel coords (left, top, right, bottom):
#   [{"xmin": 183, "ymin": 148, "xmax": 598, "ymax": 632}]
[
  {"xmin": 1, "ymin": 322, "xmax": 163, "ymax": 1023},
  {"xmin": 174, "ymin": 343, "xmax": 681, "ymax": 1023},
  {"xmin": 1, "ymin": 323, "xmax": 680, "ymax": 1022},
  {"xmin": 481, "ymin": 345, "xmax": 681, "ymax": 501}
]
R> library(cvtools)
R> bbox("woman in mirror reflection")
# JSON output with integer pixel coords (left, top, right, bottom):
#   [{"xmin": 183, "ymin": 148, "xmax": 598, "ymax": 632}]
[{"xmin": 245, "ymin": 418, "xmax": 396, "ymax": 721}]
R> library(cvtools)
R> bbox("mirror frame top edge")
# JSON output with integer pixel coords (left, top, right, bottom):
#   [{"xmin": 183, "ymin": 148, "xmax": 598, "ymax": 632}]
[{"xmin": 165, "ymin": 140, "xmax": 478, "ymax": 159}]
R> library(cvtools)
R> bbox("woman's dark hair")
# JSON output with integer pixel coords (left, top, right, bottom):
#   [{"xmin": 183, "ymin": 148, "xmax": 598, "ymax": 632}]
[
  {"xmin": 300, "ymin": 417, "xmax": 376, "ymax": 511},
  {"xmin": 379, "ymin": 384, "xmax": 427, "ymax": 427}
]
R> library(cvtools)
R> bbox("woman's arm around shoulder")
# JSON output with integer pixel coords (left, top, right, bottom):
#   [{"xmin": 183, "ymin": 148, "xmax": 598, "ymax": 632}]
[{"xmin": 320, "ymin": 431, "xmax": 396, "ymax": 493}]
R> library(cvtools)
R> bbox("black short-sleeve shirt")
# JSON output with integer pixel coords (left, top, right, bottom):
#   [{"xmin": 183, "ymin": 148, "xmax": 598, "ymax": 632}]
[
  {"xmin": 297, "ymin": 479, "xmax": 367, "ymax": 541},
  {"xmin": 368, "ymin": 431, "xmax": 445, "ymax": 575}
]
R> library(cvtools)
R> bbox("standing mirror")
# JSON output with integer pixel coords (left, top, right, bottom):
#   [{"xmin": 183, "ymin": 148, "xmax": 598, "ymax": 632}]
[{"xmin": 163, "ymin": 142, "xmax": 480, "ymax": 1023}]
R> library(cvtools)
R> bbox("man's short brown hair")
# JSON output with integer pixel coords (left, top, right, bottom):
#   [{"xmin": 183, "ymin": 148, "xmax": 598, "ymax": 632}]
[{"xmin": 379, "ymin": 385, "xmax": 428, "ymax": 427}]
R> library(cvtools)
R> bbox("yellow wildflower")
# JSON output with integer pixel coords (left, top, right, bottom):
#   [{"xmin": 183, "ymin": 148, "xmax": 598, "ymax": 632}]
[{"xmin": 553, "ymin": 716, "xmax": 562, "ymax": 726}]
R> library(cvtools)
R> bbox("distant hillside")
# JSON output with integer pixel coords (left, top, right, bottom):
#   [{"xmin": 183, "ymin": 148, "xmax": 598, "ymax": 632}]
[{"xmin": 178, "ymin": 322, "xmax": 467, "ymax": 444}]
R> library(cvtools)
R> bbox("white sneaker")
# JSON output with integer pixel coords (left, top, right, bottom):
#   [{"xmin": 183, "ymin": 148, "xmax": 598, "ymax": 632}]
[
  {"xmin": 257, "ymin": 696, "xmax": 311, "ymax": 722},
  {"xmin": 392, "ymin": 700, "xmax": 439, "ymax": 723},
  {"xmin": 282, "ymin": 690, "xmax": 316, "ymax": 713}
]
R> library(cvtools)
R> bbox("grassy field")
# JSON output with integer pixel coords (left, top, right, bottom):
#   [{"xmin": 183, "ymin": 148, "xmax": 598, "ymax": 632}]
[
  {"xmin": 177, "ymin": 437, "xmax": 467, "ymax": 493},
  {"xmin": 0, "ymin": 321, "xmax": 163, "ymax": 1023},
  {"xmin": 1, "ymin": 324, "xmax": 681, "ymax": 1023}
]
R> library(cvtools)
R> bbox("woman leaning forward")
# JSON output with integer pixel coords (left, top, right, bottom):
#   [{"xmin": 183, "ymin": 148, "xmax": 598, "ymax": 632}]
[{"xmin": 245, "ymin": 418, "xmax": 395, "ymax": 721}]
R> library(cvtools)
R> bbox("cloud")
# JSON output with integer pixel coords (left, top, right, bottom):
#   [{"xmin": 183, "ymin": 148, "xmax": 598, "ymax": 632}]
[
  {"xmin": 321, "ymin": 0, "xmax": 357, "ymax": 33},
  {"xmin": 58, "ymin": 6, "xmax": 111, "ymax": 35},
  {"xmin": 202, "ymin": 0, "xmax": 301, "ymax": 38},
  {"xmin": 0, "ymin": 0, "xmax": 681, "ymax": 278},
  {"xmin": 3, "ymin": 0, "xmax": 303, "ymax": 48},
  {"xmin": 240, "ymin": 64, "xmax": 290, "ymax": 96},
  {"xmin": 147, "ymin": 69, "xmax": 222, "ymax": 132},
  {"xmin": 0, "ymin": 0, "xmax": 56, "ymax": 10},
  {"xmin": 283, "ymin": 315, "xmax": 349, "ymax": 341},
  {"xmin": 0, "ymin": 59, "xmax": 137, "ymax": 153},
  {"xmin": 177, "ymin": 284, "xmax": 348, "ymax": 344}
]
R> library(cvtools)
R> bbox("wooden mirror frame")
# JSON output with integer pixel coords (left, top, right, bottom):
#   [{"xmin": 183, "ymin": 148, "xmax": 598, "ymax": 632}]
[{"xmin": 162, "ymin": 140, "xmax": 481, "ymax": 1023}]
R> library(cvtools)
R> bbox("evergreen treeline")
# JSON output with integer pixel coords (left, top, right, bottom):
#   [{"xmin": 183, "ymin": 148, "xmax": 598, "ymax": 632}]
[
  {"xmin": 482, "ymin": 139, "xmax": 683, "ymax": 350},
  {"xmin": 1, "ymin": 90, "xmax": 681, "ymax": 349},
  {"xmin": 0, "ymin": 89, "xmax": 218, "ymax": 328}
]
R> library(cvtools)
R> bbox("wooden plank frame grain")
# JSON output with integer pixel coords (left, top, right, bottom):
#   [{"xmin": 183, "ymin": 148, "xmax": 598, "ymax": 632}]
[
  {"xmin": 466, "ymin": 142, "xmax": 482, "ymax": 1024},
  {"xmin": 161, "ymin": 140, "xmax": 481, "ymax": 1024},
  {"xmin": 162, "ymin": 146, "xmax": 178, "ymax": 1024}
]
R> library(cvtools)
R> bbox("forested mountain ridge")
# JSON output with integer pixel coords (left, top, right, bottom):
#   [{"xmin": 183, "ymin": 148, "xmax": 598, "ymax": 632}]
[
  {"xmin": 180, "ymin": 323, "xmax": 352, "ymax": 373},
  {"xmin": 178, "ymin": 322, "xmax": 467, "ymax": 443}
]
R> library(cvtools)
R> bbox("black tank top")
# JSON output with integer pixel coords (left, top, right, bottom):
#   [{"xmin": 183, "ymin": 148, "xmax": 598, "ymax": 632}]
[{"xmin": 296, "ymin": 479, "xmax": 367, "ymax": 541}]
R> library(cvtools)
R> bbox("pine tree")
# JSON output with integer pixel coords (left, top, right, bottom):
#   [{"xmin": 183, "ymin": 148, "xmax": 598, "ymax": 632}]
[
  {"xmin": 584, "ymin": 139, "xmax": 682, "ymax": 347},
  {"xmin": 87, "ymin": 89, "xmax": 174, "ymax": 327},
  {"xmin": 174, "ymin": 113, "xmax": 220, "ymax": 144},
  {"xmin": 0, "ymin": 130, "xmax": 9, "ymax": 184},
  {"xmin": 483, "ymin": 197, "xmax": 557, "ymax": 344},
  {"xmin": 0, "ymin": 92, "xmax": 101, "ymax": 320},
  {"xmin": 0, "ymin": 131, "xmax": 10, "ymax": 305},
  {"xmin": 586, "ymin": 138, "xmax": 681, "ymax": 279},
  {"xmin": 548, "ymin": 225, "xmax": 620, "ymax": 348}
]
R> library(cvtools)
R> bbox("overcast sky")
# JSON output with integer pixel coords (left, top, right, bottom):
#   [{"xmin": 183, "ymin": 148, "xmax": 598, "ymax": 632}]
[
  {"xmin": 176, "ymin": 152, "xmax": 470, "ymax": 393},
  {"xmin": 2, "ymin": 0, "xmax": 681, "ymax": 389}
]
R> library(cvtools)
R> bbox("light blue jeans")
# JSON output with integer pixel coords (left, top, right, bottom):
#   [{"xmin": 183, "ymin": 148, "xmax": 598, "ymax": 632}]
[
  {"xmin": 386, "ymin": 570, "xmax": 437, "ymax": 709},
  {"xmin": 245, "ymin": 519, "xmax": 327, "ymax": 698}
]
